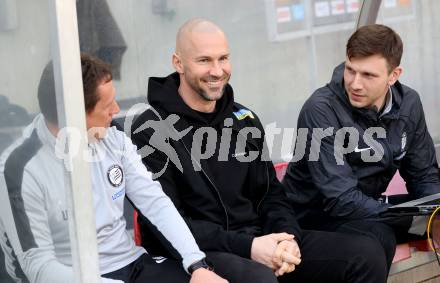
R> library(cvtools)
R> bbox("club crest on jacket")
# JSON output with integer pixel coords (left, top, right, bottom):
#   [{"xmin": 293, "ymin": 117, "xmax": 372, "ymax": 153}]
[{"xmin": 107, "ymin": 164, "xmax": 124, "ymax": 187}]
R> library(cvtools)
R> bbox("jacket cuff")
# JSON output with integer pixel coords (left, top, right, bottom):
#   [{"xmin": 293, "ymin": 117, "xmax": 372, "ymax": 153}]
[
  {"xmin": 230, "ymin": 233, "xmax": 254, "ymax": 258},
  {"xmin": 182, "ymin": 250, "xmax": 206, "ymax": 274}
]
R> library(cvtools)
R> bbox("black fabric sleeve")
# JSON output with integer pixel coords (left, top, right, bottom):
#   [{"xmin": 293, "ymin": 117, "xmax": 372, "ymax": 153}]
[{"xmin": 399, "ymin": 95, "xmax": 440, "ymax": 198}]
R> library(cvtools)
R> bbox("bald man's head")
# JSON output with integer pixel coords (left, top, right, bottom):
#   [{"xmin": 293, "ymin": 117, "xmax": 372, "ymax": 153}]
[
  {"xmin": 176, "ymin": 18, "xmax": 226, "ymax": 56},
  {"xmin": 172, "ymin": 19, "xmax": 231, "ymax": 109}
]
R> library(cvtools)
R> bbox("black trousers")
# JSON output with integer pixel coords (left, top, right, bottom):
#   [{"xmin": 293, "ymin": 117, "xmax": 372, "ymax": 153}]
[
  {"xmin": 307, "ymin": 216, "xmax": 418, "ymax": 271},
  {"xmin": 207, "ymin": 230, "xmax": 387, "ymax": 283},
  {"xmin": 102, "ymin": 253, "xmax": 189, "ymax": 283}
]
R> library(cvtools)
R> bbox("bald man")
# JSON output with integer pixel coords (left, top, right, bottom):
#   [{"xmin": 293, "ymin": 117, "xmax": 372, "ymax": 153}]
[{"xmin": 131, "ymin": 19, "xmax": 387, "ymax": 283}]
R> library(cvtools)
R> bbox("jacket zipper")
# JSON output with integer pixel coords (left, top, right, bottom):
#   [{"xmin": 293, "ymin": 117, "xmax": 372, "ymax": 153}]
[
  {"xmin": 235, "ymin": 128, "xmax": 270, "ymax": 214},
  {"xmin": 180, "ymin": 139, "xmax": 230, "ymax": 231},
  {"xmin": 256, "ymin": 160, "xmax": 270, "ymax": 213},
  {"xmin": 378, "ymin": 119, "xmax": 393, "ymax": 170}
]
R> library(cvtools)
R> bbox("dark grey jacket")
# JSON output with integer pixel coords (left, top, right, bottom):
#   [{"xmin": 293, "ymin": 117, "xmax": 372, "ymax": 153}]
[{"xmin": 283, "ymin": 63, "xmax": 440, "ymax": 222}]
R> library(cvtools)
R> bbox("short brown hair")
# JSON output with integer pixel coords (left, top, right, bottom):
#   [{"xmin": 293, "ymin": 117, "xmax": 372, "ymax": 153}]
[
  {"xmin": 81, "ymin": 53, "xmax": 112, "ymax": 113},
  {"xmin": 346, "ymin": 24, "xmax": 403, "ymax": 72},
  {"xmin": 38, "ymin": 54, "xmax": 112, "ymax": 124}
]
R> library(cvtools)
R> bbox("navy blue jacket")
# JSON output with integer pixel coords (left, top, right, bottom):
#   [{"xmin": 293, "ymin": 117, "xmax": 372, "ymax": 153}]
[{"xmin": 283, "ymin": 63, "xmax": 440, "ymax": 222}]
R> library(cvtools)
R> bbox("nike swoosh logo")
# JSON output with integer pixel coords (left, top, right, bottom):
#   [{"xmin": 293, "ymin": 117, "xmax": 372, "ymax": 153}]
[
  {"xmin": 152, "ymin": 256, "xmax": 167, "ymax": 264},
  {"xmin": 354, "ymin": 146, "xmax": 372, "ymax": 152}
]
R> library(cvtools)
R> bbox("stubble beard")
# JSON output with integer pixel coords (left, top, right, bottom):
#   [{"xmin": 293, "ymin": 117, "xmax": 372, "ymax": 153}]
[{"xmin": 197, "ymin": 85, "xmax": 226, "ymax": 102}]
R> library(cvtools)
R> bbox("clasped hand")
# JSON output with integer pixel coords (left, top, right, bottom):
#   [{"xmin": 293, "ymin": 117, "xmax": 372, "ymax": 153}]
[{"xmin": 251, "ymin": 233, "xmax": 301, "ymax": 277}]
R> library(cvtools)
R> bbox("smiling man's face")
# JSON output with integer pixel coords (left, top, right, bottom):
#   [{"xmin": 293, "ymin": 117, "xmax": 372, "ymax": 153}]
[{"xmin": 179, "ymin": 31, "xmax": 231, "ymax": 102}]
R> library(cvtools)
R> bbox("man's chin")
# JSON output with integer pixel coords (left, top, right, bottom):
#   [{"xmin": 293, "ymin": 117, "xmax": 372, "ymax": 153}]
[
  {"xmin": 348, "ymin": 97, "xmax": 365, "ymax": 108},
  {"xmin": 199, "ymin": 89, "xmax": 224, "ymax": 102},
  {"xmin": 350, "ymin": 101, "xmax": 365, "ymax": 109},
  {"xmin": 87, "ymin": 126, "xmax": 108, "ymax": 141}
]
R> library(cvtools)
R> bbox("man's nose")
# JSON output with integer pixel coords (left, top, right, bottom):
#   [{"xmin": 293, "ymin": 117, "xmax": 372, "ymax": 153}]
[
  {"xmin": 351, "ymin": 74, "xmax": 363, "ymax": 90},
  {"xmin": 209, "ymin": 61, "xmax": 224, "ymax": 78},
  {"xmin": 113, "ymin": 101, "xmax": 120, "ymax": 114}
]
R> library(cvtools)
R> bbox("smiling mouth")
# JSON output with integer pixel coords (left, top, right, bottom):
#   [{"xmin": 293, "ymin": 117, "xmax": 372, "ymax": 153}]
[{"xmin": 205, "ymin": 79, "xmax": 224, "ymax": 88}]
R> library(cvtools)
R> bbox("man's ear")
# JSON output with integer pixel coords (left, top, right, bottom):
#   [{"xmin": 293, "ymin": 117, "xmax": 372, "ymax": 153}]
[
  {"xmin": 388, "ymin": 66, "xmax": 403, "ymax": 86},
  {"xmin": 172, "ymin": 52, "xmax": 184, "ymax": 74}
]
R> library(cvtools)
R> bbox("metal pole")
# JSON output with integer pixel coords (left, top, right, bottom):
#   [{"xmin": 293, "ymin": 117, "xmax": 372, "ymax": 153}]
[
  {"xmin": 356, "ymin": 0, "xmax": 382, "ymax": 28},
  {"xmin": 47, "ymin": 0, "xmax": 100, "ymax": 282}
]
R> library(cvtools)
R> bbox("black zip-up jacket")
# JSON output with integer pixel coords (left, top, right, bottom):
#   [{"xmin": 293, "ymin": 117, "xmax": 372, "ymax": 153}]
[
  {"xmin": 283, "ymin": 63, "xmax": 440, "ymax": 223},
  {"xmin": 131, "ymin": 73, "xmax": 302, "ymax": 260}
]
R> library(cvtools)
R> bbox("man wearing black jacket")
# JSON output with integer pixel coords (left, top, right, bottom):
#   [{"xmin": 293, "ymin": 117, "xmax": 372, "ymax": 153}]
[
  {"xmin": 131, "ymin": 19, "xmax": 386, "ymax": 282},
  {"xmin": 283, "ymin": 24, "xmax": 440, "ymax": 270}
]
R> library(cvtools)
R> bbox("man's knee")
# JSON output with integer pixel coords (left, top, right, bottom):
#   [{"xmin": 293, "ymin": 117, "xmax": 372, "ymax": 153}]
[
  {"xmin": 315, "ymin": 233, "xmax": 388, "ymax": 283},
  {"xmin": 296, "ymin": 230, "xmax": 388, "ymax": 283},
  {"xmin": 358, "ymin": 222, "xmax": 397, "ymax": 268},
  {"xmin": 370, "ymin": 222, "xmax": 397, "ymax": 254},
  {"xmin": 245, "ymin": 264, "xmax": 277, "ymax": 283},
  {"xmin": 337, "ymin": 220, "xmax": 397, "ymax": 262},
  {"xmin": 206, "ymin": 252, "xmax": 277, "ymax": 283},
  {"xmin": 344, "ymin": 235, "xmax": 388, "ymax": 283}
]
